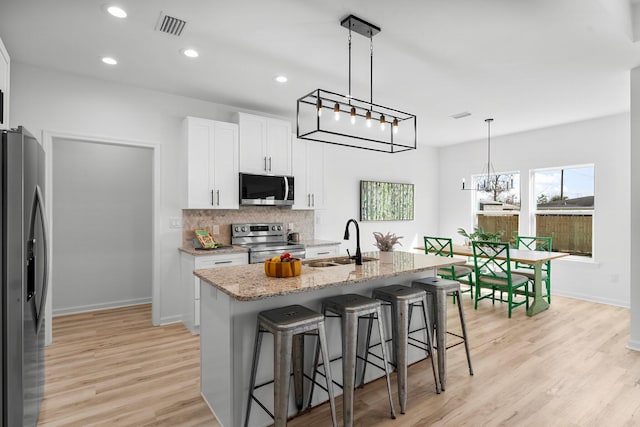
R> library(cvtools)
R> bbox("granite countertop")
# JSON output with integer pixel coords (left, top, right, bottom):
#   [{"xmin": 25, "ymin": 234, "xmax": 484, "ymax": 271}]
[
  {"xmin": 179, "ymin": 245, "xmax": 250, "ymax": 257},
  {"xmin": 194, "ymin": 251, "xmax": 465, "ymax": 301}
]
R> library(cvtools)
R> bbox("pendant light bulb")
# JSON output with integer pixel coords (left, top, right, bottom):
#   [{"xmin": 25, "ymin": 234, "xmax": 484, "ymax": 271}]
[
  {"xmin": 366, "ymin": 110, "xmax": 372, "ymax": 127},
  {"xmin": 392, "ymin": 118, "xmax": 399, "ymax": 134},
  {"xmin": 334, "ymin": 103, "xmax": 340, "ymax": 121},
  {"xmin": 380, "ymin": 114, "xmax": 386, "ymax": 131},
  {"xmin": 350, "ymin": 107, "xmax": 356, "ymax": 124},
  {"xmin": 317, "ymin": 98, "xmax": 323, "ymax": 117}
]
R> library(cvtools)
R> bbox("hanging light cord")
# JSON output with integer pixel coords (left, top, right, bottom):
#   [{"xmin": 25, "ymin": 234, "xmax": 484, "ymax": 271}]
[
  {"xmin": 348, "ymin": 29, "xmax": 352, "ymax": 102},
  {"xmin": 370, "ymin": 31, "xmax": 373, "ymax": 108},
  {"xmin": 486, "ymin": 118, "xmax": 491, "ymax": 185}
]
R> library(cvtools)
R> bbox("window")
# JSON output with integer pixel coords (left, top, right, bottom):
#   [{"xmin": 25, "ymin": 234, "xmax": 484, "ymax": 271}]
[
  {"xmin": 532, "ymin": 165, "xmax": 594, "ymax": 257},
  {"xmin": 473, "ymin": 172, "xmax": 520, "ymax": 242}
]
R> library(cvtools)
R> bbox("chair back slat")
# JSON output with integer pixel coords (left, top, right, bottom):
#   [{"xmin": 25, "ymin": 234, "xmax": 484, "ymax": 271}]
[
  {"xmin": 472, "ymin": 241, "xmax": 514, "ymax": 281},
  {"xmin": 423, "ymin": 236, "xmax": 453, "ymax": 258},
  {"xmin": 515, "ymin": 236, "xmax": 552, "ymax": 271}
]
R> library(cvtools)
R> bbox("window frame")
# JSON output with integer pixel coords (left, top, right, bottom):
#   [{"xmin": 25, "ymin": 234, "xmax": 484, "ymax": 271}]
[{"xmin": 529, "ymin": 164, "xmax": 595, "ymax": 261}]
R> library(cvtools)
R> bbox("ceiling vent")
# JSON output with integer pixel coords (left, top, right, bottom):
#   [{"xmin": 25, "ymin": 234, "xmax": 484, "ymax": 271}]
[{"xmin": 155, "ymin": 12, "xmax": 187, "ymax": 36}]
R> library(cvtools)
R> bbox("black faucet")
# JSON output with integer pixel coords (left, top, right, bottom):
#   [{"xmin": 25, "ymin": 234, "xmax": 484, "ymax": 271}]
[{"xmin": 343, "ymin": 218, "xmax": 362, "ymax": 265}]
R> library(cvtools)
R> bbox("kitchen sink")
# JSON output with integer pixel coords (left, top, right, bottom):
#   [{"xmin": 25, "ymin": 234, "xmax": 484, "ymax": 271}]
[{"xmin": 304, "ymin": 256, "xmax": 377, "ymax": 267}]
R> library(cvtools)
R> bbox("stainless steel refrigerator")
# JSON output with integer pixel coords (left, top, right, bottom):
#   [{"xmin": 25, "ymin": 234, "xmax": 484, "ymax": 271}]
[{"xmin": 1, "ymin": 126, "xmax": 49, "ymax": 427}]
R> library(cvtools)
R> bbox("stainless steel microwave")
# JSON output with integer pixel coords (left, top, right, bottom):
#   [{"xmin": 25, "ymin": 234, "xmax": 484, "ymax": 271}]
[{"xmin": 239, "ymin": 173, "xmax": 294, "ymax": 206}]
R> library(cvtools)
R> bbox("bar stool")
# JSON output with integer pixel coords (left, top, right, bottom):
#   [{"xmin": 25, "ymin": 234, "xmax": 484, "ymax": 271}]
[
  {"xmin": 307, "ymin": 294, "xmax": 396, "ymax": 427},
  {"xmin": 412, "ymin": 277, "xmax": 473, "ymax": 391},
  {"xmin": 244, "ymin": 304, "xmax": 338, "ymax": 427},
  {"xmin": 364, "ymin": 284, "xmax": 439, "ymax": 414}
]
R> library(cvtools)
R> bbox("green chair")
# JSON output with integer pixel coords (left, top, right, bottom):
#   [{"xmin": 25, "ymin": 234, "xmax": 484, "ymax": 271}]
[
  {"xmin": 472, "ymin": 241, "xmax": 529, "ymax": 318},
  {"xmin": 513, "ymin": 236, "xmax": 552, "ymax": 304},
  {"xmin": 423, "ymin": 236, "xmax": 473, "ymax": 301}
]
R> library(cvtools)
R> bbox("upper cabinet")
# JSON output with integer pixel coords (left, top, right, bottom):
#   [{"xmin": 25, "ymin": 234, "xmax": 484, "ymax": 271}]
[
  {"xmin": 0, "ymin": 37, "xmax": 10, "ymax": 130},
  {"xmin": 292, "ymin": 138, "xmax": 326, "ymax": 210},
  {"xmin": 183, "ymin": 117, "xmax": 239, "ymax": 209},
  {"xmin": 235, "ymin": 112, "xmax": 292, "ymax": 176}
]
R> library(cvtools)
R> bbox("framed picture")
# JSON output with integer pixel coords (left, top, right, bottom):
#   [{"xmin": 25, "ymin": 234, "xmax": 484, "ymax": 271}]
[{"xmin": 360, "ymin": 180, "xmax": 414, "ymax": 221}]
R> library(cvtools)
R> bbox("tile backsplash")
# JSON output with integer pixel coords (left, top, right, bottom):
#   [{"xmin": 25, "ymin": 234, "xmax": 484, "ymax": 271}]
[{"xmin": 182, "ymin": 207, "xmax": 314, "ymax": 247}]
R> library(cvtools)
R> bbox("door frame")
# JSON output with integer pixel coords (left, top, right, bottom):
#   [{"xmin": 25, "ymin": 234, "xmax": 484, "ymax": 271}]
[{"xmin": 42, "ymin": 130, "xmax": 162, "ymax": 344}]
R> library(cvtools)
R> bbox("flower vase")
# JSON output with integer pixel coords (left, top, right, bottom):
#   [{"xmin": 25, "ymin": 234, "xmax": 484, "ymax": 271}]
[{"xmin": 379, "ymin": 251, "xmax": 394, "ymax": 263}]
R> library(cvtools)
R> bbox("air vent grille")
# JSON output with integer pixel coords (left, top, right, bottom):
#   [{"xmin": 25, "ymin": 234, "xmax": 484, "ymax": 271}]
[{"xmin": 155, "ymin": 12, "xmax": 187, "ymax": 36}]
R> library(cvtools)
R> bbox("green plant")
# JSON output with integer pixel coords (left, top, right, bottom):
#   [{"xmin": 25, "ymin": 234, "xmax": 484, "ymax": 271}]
[
  {"xmin": 373, "ymin": 232, "xmax": 403, "ymax": 251},
  {"xmin": 457, "ymin": 225, "xmax": 504, "ymax": 242}
]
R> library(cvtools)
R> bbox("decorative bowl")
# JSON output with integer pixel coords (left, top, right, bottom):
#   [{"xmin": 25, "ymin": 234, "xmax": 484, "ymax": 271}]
[{"xmin": 264, "ymin": 258, "xmax": 302, "ymax": 278}]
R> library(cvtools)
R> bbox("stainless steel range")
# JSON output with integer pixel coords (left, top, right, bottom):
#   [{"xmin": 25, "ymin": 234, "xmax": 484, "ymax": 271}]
[{"xmin": 231, "ymin": 223, "xmax": 306, "ymax": 264}]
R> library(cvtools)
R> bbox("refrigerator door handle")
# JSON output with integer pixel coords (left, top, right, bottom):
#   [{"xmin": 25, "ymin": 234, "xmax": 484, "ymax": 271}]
[{"xmin": 27, "ymin": 185, "xmax": 49, "ymax": 334}]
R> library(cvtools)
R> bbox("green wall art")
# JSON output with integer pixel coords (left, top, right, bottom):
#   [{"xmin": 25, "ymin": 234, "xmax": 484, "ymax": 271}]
[{"xmin": 360, "ymin": 180, "xmax": 414, "ymax": 221}]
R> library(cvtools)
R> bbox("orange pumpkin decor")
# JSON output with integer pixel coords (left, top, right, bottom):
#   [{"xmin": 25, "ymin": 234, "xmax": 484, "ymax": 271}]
[{"xmin": 264, "ymin": 258, "xmax": 302, "ymax": 277}]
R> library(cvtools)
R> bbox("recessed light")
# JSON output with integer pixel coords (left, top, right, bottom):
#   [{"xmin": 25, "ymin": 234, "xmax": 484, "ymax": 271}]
[
  {"xmin": 274, "ymin": 75, "xmax": 288, "ymax": 83},
  {"xmin": 182, "ymin": 48, "xmax": 199, "ymax": 58},
  {"xmin": 101, "ymin": 57, "xmax": 118, "ymax": 65},
  {"xmin": 450, "ymin": 111, "xmax": 472, "ymax": 119},
  {"xmin": 106, "ymin": 5, "xmax": 127, "ymax": 18}
]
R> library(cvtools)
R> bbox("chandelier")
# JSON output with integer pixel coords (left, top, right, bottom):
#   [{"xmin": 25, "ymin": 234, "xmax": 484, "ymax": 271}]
[
  {"xmin": 462, "ymin": 118, "xmax": 513, "ymax": 193},
  {"xmin": 296, "ymin": 15, "xmax": 417, "ymax": 153}
]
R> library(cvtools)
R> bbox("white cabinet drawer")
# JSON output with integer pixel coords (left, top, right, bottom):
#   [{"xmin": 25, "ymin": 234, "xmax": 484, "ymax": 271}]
[
  {"xmin": 195, "ymin": 252, "xmax": 248, "ymax": 269},
  {"xmin": 306, "ymin": 245, "xmax": 339, "ymax": 259}
]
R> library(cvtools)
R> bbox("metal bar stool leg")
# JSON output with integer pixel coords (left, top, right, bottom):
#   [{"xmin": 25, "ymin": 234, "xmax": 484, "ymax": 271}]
[
  {"xmin": 394, "ymin": 300, "xmax": 409, "ymax": 414},
  {"xmin": 273, "ymin": 331, "xmax": 293, "ymax": 427},
  {"xmin": 244, "ymin": 322, "xmax": 263, "ymax": 427},
  {"xmin": 317, "ymin": 321, "xmax": 339, "ymax": 427},
  {"xmin": 434, "ymin": 285, "xmax": 448, "ymax": 391},
  {"xmin": 456, "ymin": 290, "xmax": 474, "ymax": 375},
  {"xmin": 375, "ymin": 305, "xmax": 397, "ymax": 420},
  {"xmin": 417, "ymin": 293, "xmax": 440, "ymax": 395},
  {"xmin": 342, "ymin": 312, "xmax": 358, "ymax": 427}
]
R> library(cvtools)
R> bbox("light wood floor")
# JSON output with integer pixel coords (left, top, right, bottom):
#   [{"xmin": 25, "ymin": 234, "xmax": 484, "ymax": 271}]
[
  {"xmin": 40, "ymin": 296, "xmax": 640, "ymax": 426},
  {"xmin": 38, "ymin": 305, "xmax": 219, "ymax": 427}
]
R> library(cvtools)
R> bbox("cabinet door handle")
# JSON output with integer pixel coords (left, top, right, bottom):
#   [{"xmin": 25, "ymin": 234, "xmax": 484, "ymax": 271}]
[
  {"xmin": 317, "ymin": 251, "xmax": 330, "ymax": 255},
  {"xmin": 307, "ymin": 194, "xmax": 311, "ymax": 207},
  {"xmin": 264, "ymin": 157, "xmax": 267, "ymax": 171},
  {"xmin": 269, "ymin": 157, "xmax": 272, "ymax": 171},
  {"xmin": 214, "ymin": 260, "xmax": 233, "ymax": 265},
  {"xmin": 312, "ymin": 193, "xmax": 315, "ymax": 207},
  {"xmin": 211, "ymin": 190, "xmax": 214, "ymax": 206},
  {"xmin": 216, "ymin": 190, "xmax": 220, "ymax": 206}
]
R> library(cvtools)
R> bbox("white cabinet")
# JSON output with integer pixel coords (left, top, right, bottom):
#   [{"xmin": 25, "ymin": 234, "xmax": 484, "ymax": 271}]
[
  {"xmin": 180, "ymin": 251, "xmax": 248, "ymax": 334},
  {"xmin": 292, "ymin": 138, "xmax": 326, "ymax": 209},
  {"xmin": 306, "ymin": 244, "xmax": 340, "ymax": 259},
  {"xmin": 0, "ymin": 37, "xmax": 10, "ymax": 130},
  {"xmin": 236, "ymin": 112, "xmax": 292, "ymax": 175},
  {"xmin": 184, "ymin": 116, "xmax": 239, "ymax": 209}
]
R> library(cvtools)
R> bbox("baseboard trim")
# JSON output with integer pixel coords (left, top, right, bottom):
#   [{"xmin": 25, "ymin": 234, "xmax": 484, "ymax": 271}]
[
  {"xmin": 627, "ymin": 339, "xmax": 640, "ymax": 352},
  {"xmin": 159, "ymin": 314, "xmax": 183, "ymax": 326},
  {"xmin": 53, "ymin": 297, "xmax": 152, "ymax": 317},
  {"xmin": 552, "ymin": 290, "xmax": 629, "ymax": 308}
]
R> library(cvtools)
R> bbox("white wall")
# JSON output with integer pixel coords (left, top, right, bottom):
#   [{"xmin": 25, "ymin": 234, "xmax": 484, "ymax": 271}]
[
  {"xmin": 316, "ymin": 143, "xmax": 439, "ymax": 253},
  {"xmin": 438, "ymin": 114, "xmax": 631, "ymax": 307},
  {"xmin": 51, "ymin": 138, "xmax": 153, "ymax": 315}
]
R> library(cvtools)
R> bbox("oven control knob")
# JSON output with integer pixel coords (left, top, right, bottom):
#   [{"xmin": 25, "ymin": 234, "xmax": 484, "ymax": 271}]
[
  {"xmin": 241, "ymin": 226, "xmax": 246, "ymax": 232},
  {"xmin": 277, "ymin": 225, "xmax": 282, "ymax": 231},
  {"xmin": 272, "ymin": 226, "xmax": 276, "ymax": 230},
  {"xmin": 234, "ymin": 226, "xmax": 239, "ymax": 232}
]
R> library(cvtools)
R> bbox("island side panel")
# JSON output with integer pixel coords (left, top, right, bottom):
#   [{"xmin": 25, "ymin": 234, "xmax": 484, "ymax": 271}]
[{"xmin": 200, "ymin": 282, "xmax": 233, "ymax": 426}]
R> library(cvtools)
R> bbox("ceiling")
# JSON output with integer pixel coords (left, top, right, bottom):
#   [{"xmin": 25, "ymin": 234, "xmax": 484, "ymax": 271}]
[{"xmin": 1, "ymin": 0, "xmax": 640, "ymax": 146}]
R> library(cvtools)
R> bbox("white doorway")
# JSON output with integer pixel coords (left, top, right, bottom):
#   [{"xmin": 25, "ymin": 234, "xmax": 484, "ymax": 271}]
[{"xmin": 42, "ymin": 132, "xmax": 161, "ymax": 344}]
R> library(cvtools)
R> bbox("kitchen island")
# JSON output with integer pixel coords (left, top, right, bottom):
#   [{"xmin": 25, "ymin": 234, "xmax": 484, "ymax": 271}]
[{"xmin": 194, "ymin": 251, "xmax": 464, "ymax": 427}]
